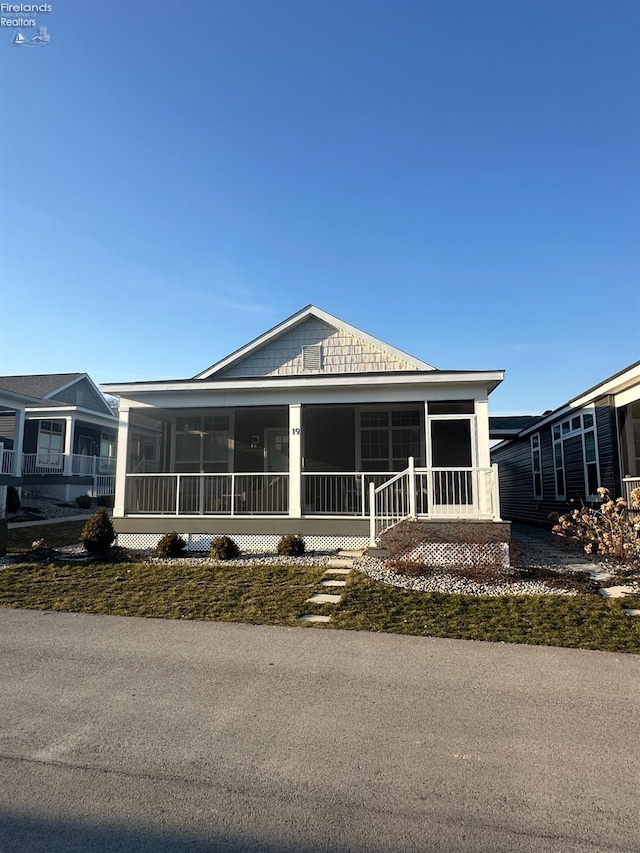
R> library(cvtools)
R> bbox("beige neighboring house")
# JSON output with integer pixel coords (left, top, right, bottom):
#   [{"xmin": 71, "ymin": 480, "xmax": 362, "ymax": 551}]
[
  {"xmin": 103, "ymin": 306, "xmax": 507, "ymax": 554},
  {"xmin": 0, "ymin": 373, "xmax": 118, "ymax": 507}
]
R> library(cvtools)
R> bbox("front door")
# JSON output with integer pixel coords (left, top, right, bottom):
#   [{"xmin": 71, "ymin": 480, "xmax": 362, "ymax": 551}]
[{"xmin": 265, "ymin": 429, "xmax": 289, "ymax": 472}]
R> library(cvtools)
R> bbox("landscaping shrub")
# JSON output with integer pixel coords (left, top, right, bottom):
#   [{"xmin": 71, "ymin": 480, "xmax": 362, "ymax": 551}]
[
  {"xmin": 75, "ymin": 494, "xmax": 92, "ymax": 510},
  {"xmin": 81, "ymin": 509, "xmax": 116, "ymax": 553},
  {"xmin": 277, "ymin": 533, "xmax": 305, "ymax": 557},
  {"xmin": 209, "ymin": 535, "xmax": 240, "ymax": 560},
  {"xmin": 550, "ymin": 487, "xmax": 640, "ymax": 564},
  {"xmin": 155, "ymin": 531, "xmax": 186, "ymax": 558},
  {"xmin": 5, "ymin": 486, "xmax": 20, "ymax": 514},
  {"xmin": 96, "ymin": 495, "xmax": 115, "ymax": 508}
]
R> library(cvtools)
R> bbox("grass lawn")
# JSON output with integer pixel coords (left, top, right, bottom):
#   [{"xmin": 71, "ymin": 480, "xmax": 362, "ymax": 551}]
[
  {"xmin": 3, "ymin": 520, "xmax": 639, "ymax": 653},
  {"xmin": 1, "ymin": 556, "xmax": 640, "ymax": 654}
]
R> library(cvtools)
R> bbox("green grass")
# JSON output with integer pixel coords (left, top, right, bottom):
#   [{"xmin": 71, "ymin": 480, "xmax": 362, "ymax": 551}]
[
  {"xmin": 6, "ymin": 519, "xmax": 88, "ymax": 553},
  {"xmin": 1, "ymin": 557, "xmax": 640, "ymax": 653}
]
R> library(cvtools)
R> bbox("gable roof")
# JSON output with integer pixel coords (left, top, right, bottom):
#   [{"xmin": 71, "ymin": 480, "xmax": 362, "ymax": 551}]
[
  {"xmin": 0, "ymin": 373, "xmax": 116, "ymax": 418},
  {"xmin": 194, "ymin": 305, "xmax": 436, "ymax": 380},
  {"xmin": 0, "ymin": 373, "xmax": 85, "ymax": 401},
  {"xmin": 489, "ymin": 415, "xmax": 541, "ymax": 439}
]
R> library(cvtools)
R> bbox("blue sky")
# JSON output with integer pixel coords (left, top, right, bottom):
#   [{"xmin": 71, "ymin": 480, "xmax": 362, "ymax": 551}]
[{"xmin": 1, "ymin": 0, "xmax": 638, "ymax": 414}]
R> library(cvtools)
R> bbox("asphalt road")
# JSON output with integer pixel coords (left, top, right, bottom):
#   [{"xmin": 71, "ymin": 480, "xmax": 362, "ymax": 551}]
[{"xmin": 0, "ymin": 609, "xmax": 638, "ymax": 853}]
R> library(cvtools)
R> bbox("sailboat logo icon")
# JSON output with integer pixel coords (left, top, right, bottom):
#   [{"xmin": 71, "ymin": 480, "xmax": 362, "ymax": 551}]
[{"xmin": 12, "ymin": 26, "xmax": 50, "ymax": 46}]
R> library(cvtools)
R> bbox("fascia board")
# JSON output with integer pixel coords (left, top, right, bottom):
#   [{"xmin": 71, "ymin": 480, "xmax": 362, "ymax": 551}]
[
  {"xmin": 516, "ymin": 366, "xmax": 640, "ymax": 439},
  {"xmin": 0, "ymin": 389, "xmax": 41, "ymax": 408},
  {"xmin": 105, "ymin": 370, "xmax": 503, "ymax": 397},
  {"xmin": 25, "ymin": 406, "xmax": 118, "ymax": 426}
]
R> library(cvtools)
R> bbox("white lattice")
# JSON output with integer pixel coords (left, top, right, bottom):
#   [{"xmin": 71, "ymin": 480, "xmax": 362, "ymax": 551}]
[{"xmin": 116, "ymin": 532, "xmax": 369, "ymax": 554}]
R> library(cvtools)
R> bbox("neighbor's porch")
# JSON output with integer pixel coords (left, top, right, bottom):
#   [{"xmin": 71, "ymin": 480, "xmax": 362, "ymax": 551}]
[{"xmin": 116, "ymin": 402, "xmax": 500, "ymax": 523}]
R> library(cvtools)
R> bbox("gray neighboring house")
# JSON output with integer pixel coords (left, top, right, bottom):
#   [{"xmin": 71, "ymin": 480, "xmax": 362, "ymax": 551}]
[
  {"xmin": 0, "ymin": 373, "xmax": 118, "ymax": 507},
  {"xmin": 490, "ymin": 361, "xmax": 640, "ymax": 524}
]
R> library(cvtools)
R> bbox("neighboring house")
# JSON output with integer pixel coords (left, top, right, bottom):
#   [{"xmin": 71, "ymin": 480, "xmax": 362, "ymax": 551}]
[
  {"xmin": 0, "ymin": 373, "xmax": 119, "ymax": 503},
  {"xmin": 491, "ymin": 361, "xmax": 640, "ymax": 524},
  {"xmin": 103, "ymin": 305, "xmax": 507, "ymax": 553}
]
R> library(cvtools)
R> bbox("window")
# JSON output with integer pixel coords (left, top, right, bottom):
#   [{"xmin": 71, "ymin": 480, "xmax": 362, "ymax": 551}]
[
  {"xmin": 359, "ymin": 408, "xmax": 422, "ymax": 472},
  {"xmin": 552, "ymin": 408, "xmax": 599, "ymax": 500},
  {"xmin": 100, "ymin": 434, "xmax": 117, "ymax": 473},
  {"xmin": 428, "ymin": 400, "xmax": 474, "ymax": 415},
  {"xmin": 37, "ymin": 421, "xmax": 64, "ymax": 468},
  {"xmin": 531, "ymin": 434, "xmax": 542, "ymax": 500}
]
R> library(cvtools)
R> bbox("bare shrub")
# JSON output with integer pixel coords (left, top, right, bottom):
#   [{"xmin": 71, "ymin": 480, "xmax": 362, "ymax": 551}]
[{"xmin": 550, "ymin": 487, "xmax": 640, "ymax": 565}]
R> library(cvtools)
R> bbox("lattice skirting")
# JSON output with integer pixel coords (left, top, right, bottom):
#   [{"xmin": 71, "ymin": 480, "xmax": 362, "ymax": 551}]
[
  {"xmin": 401, "ymin": 542, "xmax": 510, "ymax": 568},
  {"xmin": 116, "ymin": 532, "xmax": 370, "ymax": 554}
]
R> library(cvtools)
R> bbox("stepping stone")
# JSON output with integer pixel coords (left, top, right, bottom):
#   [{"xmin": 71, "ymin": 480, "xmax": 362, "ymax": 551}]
[
  {"xmin": 338, "ymin": 550, "xmax": 363, "ymax": 557},
  {"xmin": 598, "ymin": 586, "xmax": 636, "ymax": 599},
  {"xmin": 324, "ymin": 568, "xmax": 352, "ymax": 575},
  {"xmin": 587, "ymin": 570, "xmax": 615, "ymax": 583},
  {"xmin": 306, "ymin": 593, "xmax": 342, "ymax": 604},
  {"xmin": 299, "ymin": 614, "xmax": 332, "ymax": 623},
  {"xmin": 624, "ymin": 609, "xmax": 640, "ymax": 617},
  {"xmin": 327, "ymin": 559, "xmax": 354, "ymax": 568},
  {"xmin": 321, "ymin": 579, "xmax": 346, "ymax": 587}
]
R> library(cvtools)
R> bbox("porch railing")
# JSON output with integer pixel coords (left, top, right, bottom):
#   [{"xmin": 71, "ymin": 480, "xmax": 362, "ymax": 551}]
[
  {"xmin": 302, "ymin": 472, "xmax": 391, "ymax": 515},
  {"xmin": 623, "ymin": 476, "xmax": 640, "ymax": 509},
  {"xmin": 1, "ymin": 447, "xmax": 17, "ymax": 476},
  {"xmin": 22, "ymin": 453, "xmax": 116, "ymax": 477},
  {"xmin": 22, "ymin": 452, "xmax": 64, "ymax": 474},
  {"xmin": 125, "ymin": 473, "xmax": 289, "ymax": 515},
  {"xmin": 369, "ymin": 460, "xmax": 499, "ymax": 543}
]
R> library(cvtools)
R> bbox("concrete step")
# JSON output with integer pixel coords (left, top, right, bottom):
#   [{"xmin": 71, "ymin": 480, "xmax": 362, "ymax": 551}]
[
  {"xmin": 624, "ymin": 608, "xmax": 640, "ymax": 617},
  {"xmin": 327, "ymin": 559, "xmax": 354, "ymax": 568},
  {"xmin": 324, "ymin": 568, "xmax": 352, "ymax": 575},
  {"xmin": 299, "ymin": 614, "xmax": 332, "ymax": 623},
  {"xmin": 306, "ymin": 593, "xmax": 342, "ymax": 604},
  {"xmin": 338, "ymin": 549, "xmax": 364, "ymax": 558},
  {"xmin": 321, "ymin": 579, "xmax": 346, "ymax": 588}
]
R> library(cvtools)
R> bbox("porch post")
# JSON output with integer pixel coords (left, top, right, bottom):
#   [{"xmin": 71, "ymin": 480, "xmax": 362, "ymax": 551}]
[
  {"xmin": 114, "ymin": 407, "xmax": 130, "ymax": 518},
  {"xmin": 12, "ymin": 408, "xmax": 25, "ymax": 476},
  {"xmin": 475, "ymin": 399, "xmax": 491, "ymax": 517},
  {"xmin": 288, "ymin": 403, "xmax": 302, "ymax": 518},
  {"xmin": 408, "ymin": 456, "xmax": 416, "ymax": 517},
  {"xmin": 63, "ymin": 416, "xmax": 74, "ymax": 476}
]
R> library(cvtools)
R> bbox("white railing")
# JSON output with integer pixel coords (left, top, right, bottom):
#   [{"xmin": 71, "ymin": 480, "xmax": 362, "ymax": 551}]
[
  {"xmin": 22, "ymin": 452, "xmax": 64, "ymax": 474},
  {"xmin": 125, "ymin": 473, "xmax": 289, "ymax": 515},
  {"xmin": 623, "ymin": 476, "xmax": 640, "ymax": 508},
  {"xmin": 94, "ymin": 475, "xmax": 115, "ymax": 497},
  {"xmin": 369, "ymin": 460, "xmax": 499, "ymax": 543},
  {"xmin": 1, "ymin": 447, "xmax": 17, "ymax": 476},
  {"xmin": 302, "ymin": 472, "xmax": 391, "ymax": 515}
]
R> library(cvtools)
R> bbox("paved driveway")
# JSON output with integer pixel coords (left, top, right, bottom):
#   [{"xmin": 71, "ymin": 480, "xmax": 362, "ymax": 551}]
[{"xmin": 0, "ymin": 609, "xmax": 638, "ymax": 852}]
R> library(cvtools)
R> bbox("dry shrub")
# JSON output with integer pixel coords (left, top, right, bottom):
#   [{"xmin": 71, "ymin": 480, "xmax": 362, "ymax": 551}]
[{"xmin": 550, "ymin": 487, "xmax": 640, "ymax": 565}]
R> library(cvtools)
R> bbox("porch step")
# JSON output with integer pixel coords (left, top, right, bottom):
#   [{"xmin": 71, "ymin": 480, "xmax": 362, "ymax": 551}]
[
  {"xmin": 306, "ymin": 593, "xmax": 342, "ymax": 604},
  {"xmin": 299, "ymin": 614, "xmax": 332, "ymax": 624},
  {"xmin": 320, "ymin": 579, "xmax": 347, "ymax": 588}
]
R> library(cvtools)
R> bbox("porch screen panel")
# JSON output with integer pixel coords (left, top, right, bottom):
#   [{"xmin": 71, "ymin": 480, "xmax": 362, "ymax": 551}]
[{"xmin": 430, "ymin": 419, "xmax": 473, "ymax": 505}]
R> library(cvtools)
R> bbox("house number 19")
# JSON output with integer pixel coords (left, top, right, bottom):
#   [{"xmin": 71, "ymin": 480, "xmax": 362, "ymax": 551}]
[{"xmin": 292, "ymin": 427, "xmax": 301, "ymax": 435}]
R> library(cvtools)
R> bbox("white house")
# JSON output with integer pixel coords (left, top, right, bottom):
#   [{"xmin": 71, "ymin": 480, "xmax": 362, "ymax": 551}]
[{"xmin": 103, "ymin": 306, "xmax": 506, "ymax": 552}]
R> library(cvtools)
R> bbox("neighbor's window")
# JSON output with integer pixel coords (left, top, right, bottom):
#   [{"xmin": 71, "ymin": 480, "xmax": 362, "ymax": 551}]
[{"xmin": 531, "ymin": 433, "xmax": 543, "ymax": 500}]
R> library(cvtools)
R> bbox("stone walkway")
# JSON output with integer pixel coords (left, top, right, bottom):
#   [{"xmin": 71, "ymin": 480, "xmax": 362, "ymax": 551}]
[{"xmin": 298, "ymin": 551, "xmax": 361, "ymax": 624}]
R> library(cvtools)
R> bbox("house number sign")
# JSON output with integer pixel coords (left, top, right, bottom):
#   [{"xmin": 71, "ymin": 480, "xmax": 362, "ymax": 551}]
[{"xmin": 291, "ymin": 428, "xmax": 301, "ymax": 435}]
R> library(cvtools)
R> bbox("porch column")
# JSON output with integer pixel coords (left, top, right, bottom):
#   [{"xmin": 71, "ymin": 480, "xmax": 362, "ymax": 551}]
[
  {"xmin": 475, "ymin": 399, "xmax": 491, "ymax": 517},
  {"xmin": 288, "ymin": 403, "xmax": 302, "ymax": 518},
  {"xmin": 12, "ymin": 408, "xmax": 25, "ymax": 476},
  {"xmin": 114, "ymin": 407, "xmax": 130, "ymax": 518},
  {"xmin": 63, "ymin": 416, "xmax": 74, "ymax": 476}
]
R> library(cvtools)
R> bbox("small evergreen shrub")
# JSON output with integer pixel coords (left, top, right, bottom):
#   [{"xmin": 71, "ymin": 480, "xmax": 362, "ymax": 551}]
[
  {"xmin": 81, "ymin": 509, "xmax": 116, "ymax": 553},
  {"xmin": 76, "ymin": 494, "xmax": 92, "ymax": 509},
  {"xmin": 96, "ymin": 495, "xmax": 115, "ymax": 508},
  {"xmin": 209, "ymin": 535, "xmax": 240, "ymax": 560},
  {"xmin": 277, "ymin": 533, "xmax": 305, "ymax": 557},
  {"xmin": 155, "ymin": 531, "xmax": 186, "ymax": 558},
  {"xmin": 5, "ymin": 486, "xmax": 21, "ymax": 514}
]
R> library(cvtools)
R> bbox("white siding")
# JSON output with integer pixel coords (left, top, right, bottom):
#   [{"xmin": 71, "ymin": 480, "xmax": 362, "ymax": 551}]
[{"xmin": 217, "ymin": 318, "xmax": 419, "ymax": 378}]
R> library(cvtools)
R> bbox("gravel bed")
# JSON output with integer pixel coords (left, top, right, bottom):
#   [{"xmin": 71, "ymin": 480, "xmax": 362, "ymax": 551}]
[
  {"xmin": 352, "ymin": 555, "xmax": 577, "ymax": 596},
  {"xmin": 148, "ymin": 552, "xmax": 338, "ymax": 568},
  {"xmin": 6, "ymin": 497, "xmax": 95, "ymax": 523}
]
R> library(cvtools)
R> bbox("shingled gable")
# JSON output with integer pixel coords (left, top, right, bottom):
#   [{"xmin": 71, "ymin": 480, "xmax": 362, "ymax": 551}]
[{"xmin": 194, "ymin": 305, "xmax": 435, "ymax": 380}]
